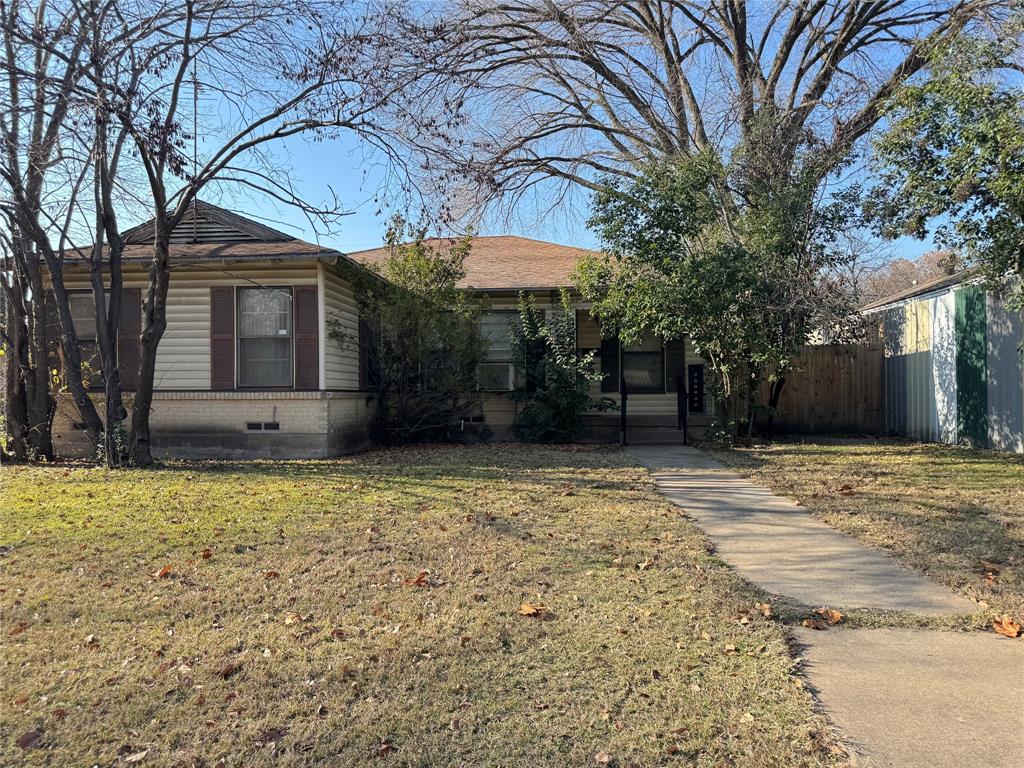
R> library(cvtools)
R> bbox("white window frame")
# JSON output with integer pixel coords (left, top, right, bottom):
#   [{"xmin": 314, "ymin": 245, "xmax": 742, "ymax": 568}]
[{"xmin": 236, "ymin": 285, "xmax": 295, "ymax": 389}]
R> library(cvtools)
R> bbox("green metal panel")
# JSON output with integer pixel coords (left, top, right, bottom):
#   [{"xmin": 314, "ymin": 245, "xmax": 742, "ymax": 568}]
[{"xmin": 955, "ymin": 285, "xmax": 989, "ymax": 447}]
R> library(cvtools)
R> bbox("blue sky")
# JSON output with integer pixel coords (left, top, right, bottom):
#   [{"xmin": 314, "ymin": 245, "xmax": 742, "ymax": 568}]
[{"xmin": 203, "ymin": 127, "xmax": 935, "ymax": 262}]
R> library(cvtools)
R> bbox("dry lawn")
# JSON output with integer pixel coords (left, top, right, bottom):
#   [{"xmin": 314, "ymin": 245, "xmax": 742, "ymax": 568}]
[
  {"xmin": 1, "ymin": 445, "xmax": 841, "ymax": 767},
  {"xmin": 712, "ymin": 439, "xmax": 1024, "ymax": 623}
]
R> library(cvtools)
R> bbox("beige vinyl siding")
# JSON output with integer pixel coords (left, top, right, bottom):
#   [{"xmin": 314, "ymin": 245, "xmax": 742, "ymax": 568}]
[
  {"xmin": 322, "ymin": 265, "xmax": 360, "ymax": 389},
  {"xmin": 61, "ymin": 261, "xmax": 319, "ymax": 390}
]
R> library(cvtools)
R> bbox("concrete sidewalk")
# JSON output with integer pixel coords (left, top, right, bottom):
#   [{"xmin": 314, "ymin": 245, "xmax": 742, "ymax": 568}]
[
  {"xmin": 796, "ymin": 628, "xmax": 1024, "ymax": 768},
  {"xmin": 631, "ymin": 445, "xmax": 1022, "ymax": 768},
  {"xmin": 632, "ymin": 445, "xmax": 977, "ymax": 614}
]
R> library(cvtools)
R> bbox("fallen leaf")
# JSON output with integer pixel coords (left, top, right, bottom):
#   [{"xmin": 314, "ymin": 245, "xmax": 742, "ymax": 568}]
[
  {"xmin": 330, "ymin": 628, "xmax": 346, "ymax": 639},
  {"xmin": 802, "ymin": 618, "xmax": 828, "ymax": 631},
  {"xmin": 979, "ymin": 560, "xmax": 1001, "ymax": 575},
  {"xmin": 264, "ymin": 570, "xmax": 280, "ymax": 580},
  {"xmin": 84, "ymin": 633, "xmax": 99, "ymax": 648},
  {"xmin": 376, "ymin": 742, "xmax": 395, "ymax": 757},
  {"xmin": 201, "ymin": 548, "xmax": 213, "ymax": 560},
  {"xmin": 403, "ymin": 571, "xmax": 428, "ymax": 587},
  {"xmin": 153, "ymin": 564, "xmax": 173, "ymax": 579},
  {"xmin": 518, "ymin": 601, "xmax": 549, "ymax": 617},
  {"xmin": 124, "ymin": 749, "xmax": 149, "ymax": 763},
  {"xmin": 754, "ymin": 602, "xmax": 773, "ymax": 618},
  {"xmin": 217, "ymin": 661, "xmax": 243, "ymax": 679},
  {"xmin": 637, "ymin": 559, "xmax": 653, "ymax": 571},
  {"xmin": 992, "ymin": 615, "xmax": 1022, "ymax": 638},
  {"xmin": 52, "ymin": 708, "xmax": 68, "ymax": 720},
  {"xmin": 739, "ymin": 711, "xmax": 755, "ymax": 723},
  {"xmin": 8, "ymin": 621, "xmax": 29, "ymax": 636},
  {"xmin": 813, "ymin": 607, "xmax": 843, "ymax": 624},
  {"xmin": 594, "ymin": 751, "xmax": 612, "ymax": 765},
  {"xmin": 283, "ymin": 611, "xmax": 305, "ymax": 626},
  {"xmin": 16, "ymin": 728, "xmax": 43, "ymax": 749}
]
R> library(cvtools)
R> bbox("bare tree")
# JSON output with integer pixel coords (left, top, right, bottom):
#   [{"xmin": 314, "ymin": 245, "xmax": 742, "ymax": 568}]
[
  {"xmin": 1, "ymin": 0, "xmax": 101, "ymax": 458},
  {"xmin": 2, "ymin": 0, "xmax": 186, "ymax": 464},
  {"xmin": 425, "ymin": 0, "xmax": 1000, "ymax": 210},
  {"xmin": 100, "ymin": 0, "xmax": 450, "ymax": 466},
  {"xmin": 859, "ymin": 249, "xmax": 960, "ymax": 303}
]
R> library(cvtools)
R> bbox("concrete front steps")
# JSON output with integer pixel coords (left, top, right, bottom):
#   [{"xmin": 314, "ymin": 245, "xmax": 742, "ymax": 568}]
[{"xmin": 581, "ymin": 414, "xmax": 707, "ymax": 444}]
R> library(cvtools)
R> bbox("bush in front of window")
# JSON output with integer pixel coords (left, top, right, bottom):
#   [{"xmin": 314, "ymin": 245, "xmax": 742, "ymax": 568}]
[
  {"xmin": 330, "ymin": 217, "xmax": 489, "ymax": 444},
  {"xmin": 510, "ymin": 290, "xmax": 615, "ymax": 443}
]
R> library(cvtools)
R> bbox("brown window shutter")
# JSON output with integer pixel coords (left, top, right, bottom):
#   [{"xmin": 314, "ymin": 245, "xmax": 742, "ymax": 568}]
[
  {"xmin": 293, "ymin": 285, "xmax": 319, "ymax": 390},
  {"xmin": 117, "ymin": 288, "xmax": 142, "ymax": 390},
  {"xmin": 665, "ymin": 338, "xmax": 686, "ymax": 392},
  {"xmin": 599, "ymin": 335, "xmax": 619, "ymax": 393},
  {"xmin": 210, "ymin": 287, "xmax": 235, "ymax": 390}
]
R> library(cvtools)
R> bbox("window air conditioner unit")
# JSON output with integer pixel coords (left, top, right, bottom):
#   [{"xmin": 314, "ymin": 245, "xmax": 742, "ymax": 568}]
[{"xmin": 478, "ymin": 362, "xmax": 515, "ymax": 391}]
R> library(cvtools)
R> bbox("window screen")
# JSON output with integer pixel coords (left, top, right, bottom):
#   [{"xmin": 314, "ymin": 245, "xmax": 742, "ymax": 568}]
[{"xmin": 479, "ymin": 310, "xmax": 517, "ymax": 362}]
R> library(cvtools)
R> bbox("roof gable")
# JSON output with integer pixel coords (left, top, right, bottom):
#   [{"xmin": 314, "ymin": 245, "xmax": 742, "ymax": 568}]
[{"xmin": 121, "ymin": 201, "xmax": 294, "ymax": 245}]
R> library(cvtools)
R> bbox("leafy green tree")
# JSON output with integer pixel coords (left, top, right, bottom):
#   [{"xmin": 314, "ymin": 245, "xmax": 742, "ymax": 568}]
[
  {"xmin": 330, "ymin": 219, "xmax": 488, "ymax": 444},
  {"xmin": 577, "ymin": 147, "xmax": 858, "ymax": 442},
  {"xmin": 870, "ymin": 23, "xmax": 1024, "ymax": 307},
  {"xmin": 509, "ymin": 290, "xmax": 612, "ymax": 443}
]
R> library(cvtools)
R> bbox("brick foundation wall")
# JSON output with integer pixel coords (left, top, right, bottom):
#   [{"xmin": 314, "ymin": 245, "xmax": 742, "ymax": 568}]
[{"xmin": 52, "ymin": 391, "xmax": 377, "ymax": 460}]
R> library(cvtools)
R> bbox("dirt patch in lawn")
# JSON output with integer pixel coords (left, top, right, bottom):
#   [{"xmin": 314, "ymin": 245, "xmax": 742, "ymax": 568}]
[
  {"xmin": 1, "ymin": 445, "xmax": 842, "ymax": 767},
  {"xmin": 712, "ymin": 439, "xmax": 1024, "ymax": 624}
]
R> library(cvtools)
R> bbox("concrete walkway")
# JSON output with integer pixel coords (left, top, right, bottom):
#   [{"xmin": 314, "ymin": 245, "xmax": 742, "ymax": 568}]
[
  {"xmin": 633, "ymin": 445, "xmax": 977, "ymax": 614},
  {"xmin": 632, "ymin": 445, "xmax": 1022, "ymax": 768},
  {"xmin": 796, "ymin": 628, "xmax": 1024, "ymax": 768}
]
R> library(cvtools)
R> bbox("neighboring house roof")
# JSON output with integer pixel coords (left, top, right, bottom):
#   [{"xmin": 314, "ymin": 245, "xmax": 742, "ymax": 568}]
[
  {"xmin": 860, "ymin": 267, "xmax": 981, "ymax": 313},
  {"xmin": 345, "ymin": 235, "xmax": 600, "ymax": 291}
]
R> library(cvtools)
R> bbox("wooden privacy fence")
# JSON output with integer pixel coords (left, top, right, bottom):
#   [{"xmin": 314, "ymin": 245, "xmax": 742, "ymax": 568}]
[{"xmin": 756, "ymin": 342, "xmax": 885, "ymax": 434}]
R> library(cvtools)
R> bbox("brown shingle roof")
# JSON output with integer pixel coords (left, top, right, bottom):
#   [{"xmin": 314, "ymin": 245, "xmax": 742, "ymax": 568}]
[{"xmin": 345, "ymin": 235, "xmax": 599, "ymax": 291}]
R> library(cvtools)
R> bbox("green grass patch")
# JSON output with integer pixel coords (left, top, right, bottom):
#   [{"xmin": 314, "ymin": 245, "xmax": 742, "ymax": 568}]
[{"xmin": 1, "ymin": 445, "xmax": 840, "ymax": 767}]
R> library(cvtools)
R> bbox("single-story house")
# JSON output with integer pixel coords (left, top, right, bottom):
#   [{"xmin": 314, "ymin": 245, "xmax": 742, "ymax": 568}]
[
  {"xmin": 861, "ymin": 270, "xmax": 1023, "ymax": 453},
  {"xmin": 51, "ymin": 203, "xmax": 711, "ymax": 458}
]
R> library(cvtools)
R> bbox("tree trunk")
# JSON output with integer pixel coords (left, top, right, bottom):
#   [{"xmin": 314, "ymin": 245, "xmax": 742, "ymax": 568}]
[
  {"xmin": 765, "ymin": 375, "xmax": 786, "ymax": 443},
  {"xmin": 3, "ymin": 295, "xmax": 30, "ymax": 462},
  {"xmin": 43, "ymin": 260, "xmax": 105, "ymax": 446},
  {"xmin": 24, "ymin": 266, "xmax": 54, "ymax": 460},
  {"xmin": 129, "ymin": 233, "xmax": 171, "ymax": 467},
  {"xmin": 744, "ymin": 368, "xmax": 760, "ymax": 448},
  {"xmin": 89, "ymin": 260, "xmax": 126, "ymax": 467}
]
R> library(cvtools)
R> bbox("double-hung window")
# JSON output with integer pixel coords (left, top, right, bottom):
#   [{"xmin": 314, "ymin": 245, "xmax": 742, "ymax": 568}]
[
  {"xmin": 237, "ymin": 287, "xmax": 293, "ymax": 388},
  {"xmin": 621, "ymin": 332, "xmax": 665, "ymax": 393},
  {"xmin": 478, "ymin": 309, "xmax": 517, "ymax": 391}
]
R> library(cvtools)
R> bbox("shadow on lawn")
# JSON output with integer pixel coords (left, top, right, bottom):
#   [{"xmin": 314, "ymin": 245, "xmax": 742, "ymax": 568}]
[{"xmin": 110, "ymin": 443, "xmax": 653, "ymax": 500}]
